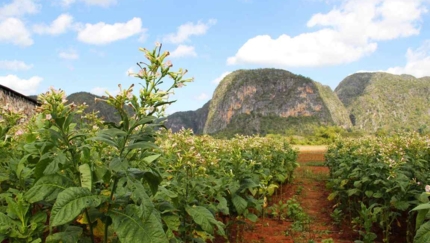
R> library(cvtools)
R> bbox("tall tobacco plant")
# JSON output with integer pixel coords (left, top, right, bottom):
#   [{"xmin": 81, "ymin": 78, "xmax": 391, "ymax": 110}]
[{"xmin": 0, "ymin": 43, "xmax": 192, "ymax": 242}]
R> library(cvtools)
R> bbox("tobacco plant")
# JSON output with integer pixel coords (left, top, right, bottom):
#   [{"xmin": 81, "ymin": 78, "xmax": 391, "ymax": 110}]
[
  {"xmin": 0, "ymin": 43, "xmax": 192, "ymax": 242},
  {"xmin": 326, "ymin": 134, "xmax": 430, "ymax": 242}
]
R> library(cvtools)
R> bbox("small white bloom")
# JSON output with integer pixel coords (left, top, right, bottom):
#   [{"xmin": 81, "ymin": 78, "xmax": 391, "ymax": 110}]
[
  {"xmin": 46, "ymin": 114, "xmax": 52, "ymax": 120},
  {"xmin": 425, "ymin": 185, "xmax": 430, "ymax": 193}
]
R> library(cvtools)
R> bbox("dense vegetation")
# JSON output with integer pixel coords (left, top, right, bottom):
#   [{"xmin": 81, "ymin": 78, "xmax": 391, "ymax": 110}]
[
  {"xmin": 326, "ymin": 134, "xmax": 430, "ymax": 242},
  {"xmin": 0, "ymin": 45, "xmax": 299, "ymax": 242}
]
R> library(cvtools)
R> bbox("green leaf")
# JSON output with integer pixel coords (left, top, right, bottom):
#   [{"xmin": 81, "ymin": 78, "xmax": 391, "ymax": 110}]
[
  {"xmin": 415, "ymin": 209, "xmax": 429, "ymax": 231},
  {"xmin": 365, "ymin": 190, "xmax": 373, "ymax": 197},
  {"xmin": 126, "ymin": 141, "xmax": 158, "ymax": 151},
  {"xmin": 232, "ymin": 195, "xmax": 247, "ymax": 215},
  {"xmin": 216, "ymin": 196, "xmax": 229, "ymax": 215},
  {"xmin": 50, "ymin": 187, "xmax": 102, "ymax": 227},
  {"xmin": 0, "ymin": 212, "xmax": 13, "ymax": 234},
  {"xmin": 162, "ymin": 214, "xmax": 180, "ymax": 231},
  {"xmin": 44, "ymin": 153, "xmax": 66, "ymax": 175},
  {"xmin": 130, "ymin": 181, "xmax": 154, "ymax": 221},
  {"xmin": 393, "ymin": 201, "xmax": 410, "ymax": 211},
  {"xmin": 185, "ymin": 206, "xmax": 225, "ymax": 236},
  {"xmin": 267, "ymin": 184, "xmax": 279, "ymax": 196},
  {"xmin": 246, "ymin": 213, "xmax": 258, "ymax": 222},
  {"xmin": 412, "ymin": 203, "xmax": 430, "ymax": 211},
  {"xmin": 46, "ymin": 226, "xmax": 83, "ymax": 243},
  {"xmin": 109, "ymin": 205, "xmax": 168, "ymax": 243},
  {"xmin": 79, "ymin": 164, "xmax": 92, "ymax": 191},
  {"xmin": 347, "ymin": 188, "xmax": 360, "ymax": 196},
  {"xmin": 109, "ymin": 157, "xmax": 128, "ymax": 172},
  {"xmin": 327, "ymin": 191, "xmax": 338, "ymax": 201},
  {"xmin": 143, "ymin": 154, "xmax": 161, "ymax": 163},
  {"xmin": 25, "ymin": 175, "xmax": 73, "ymax": 203},
  {"xmin": 414, "ymin": 221, "xmax": 430, "ymax": 243}
]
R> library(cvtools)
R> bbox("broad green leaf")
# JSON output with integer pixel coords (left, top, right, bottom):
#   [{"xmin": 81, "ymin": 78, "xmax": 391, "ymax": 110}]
[
  {"xmin": 25, "ymin": 175, "xmax": 73, "ymax": 203},
  {"xmin": 6, "ymin": 195, "xmax": 29, "ymax": 226},
  {"xmin": 393, "ymin": 201, "xmax": 410, "ymax": 211},
  {"xmin": 109, "ymin": 157, "xmax": 128, "ymax": 172},
  {"xmin": 143, "ymin": 154, "xmax": 161, "ymax": 163},
  {"xmin": 267, "ymin": 184, "xmax": 279, "ymax": 196},
  {"xmin": 185, "ymin": 206, "xmax": 225, "ymax": 236},
  {"xmin": 347, "ymin": 188, "xmax": 360, "ymax": 196},
  {"xmin": 232, "ymin": 195, "xmax": 247, "ymax": 215},
  {"xmin": 44, "ymin": 153, "xmax": 66, "ymax": 175},
  {"xmin": 50, "ymin": 187, "xmax": 102, "ymax": 227},
  {"xmin": 412, "ymin": 203, "xmax": 430, "ymax": 211},
  {"xmin": 0, "ymin": 213, "xmax": 12, "ymax": 234},
  {"xmin": 216, "ymin": 196, "xmax": 229, "ymax": 215},
  {"xmin": 239, "ymin": 178, "xmax": 258, "ymax": 192},
  {"xmin": 414, "ymin": 221, "xmax": 430, "ymax": 243},
  {"xmin": 365, "ymin": 190, "xmax": 373, "ymax": 197},
  {"xmin": 162, "ymin": 214, "xmax": 180, "ymax": 231},
  {"xmin": 109, "ymin": 205, "xmax": 168, "ymax": 243},
  {"xmin": 246, "ymin": 213, "xmax": 258, "ymax": 222},
  {"xmin": 46, "ymin": 226, "xmax": 83, "ymax": 243},
  {"xmin": 327, "ymin": 191, "xmax": 338, "ymax": 201},
  {"xmin": 415, "ymin": 209, "xmax": 429, "ymax": 231},
  {"xmin": 79, "ymin": 164, "xmax": 92, "ymax": 191},
  {"xmin": 130, "ymin": 181, "xmax": 154, "ymax": 221}
]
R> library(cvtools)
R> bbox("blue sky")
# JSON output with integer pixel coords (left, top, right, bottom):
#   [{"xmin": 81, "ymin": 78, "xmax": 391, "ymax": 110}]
[{"xmin": 0, "ymin": 0, "xmax": 429, "ymax": 114}]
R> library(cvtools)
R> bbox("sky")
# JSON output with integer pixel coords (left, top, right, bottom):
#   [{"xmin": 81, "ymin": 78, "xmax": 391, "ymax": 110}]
[{"xmin": 0, "ymin": 0, "xmax": 429, "ymax": 114}]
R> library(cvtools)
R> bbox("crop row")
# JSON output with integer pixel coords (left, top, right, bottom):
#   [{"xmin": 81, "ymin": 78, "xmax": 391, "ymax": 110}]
[{"xmin": 325, "ymin": 134, "xmax": 430, "ymax": 243}]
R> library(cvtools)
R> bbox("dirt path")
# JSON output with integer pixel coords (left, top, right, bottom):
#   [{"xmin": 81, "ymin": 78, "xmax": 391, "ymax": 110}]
[{"xmin": 242, "ymin": 146, "xmax": 356, "ymax": 243}]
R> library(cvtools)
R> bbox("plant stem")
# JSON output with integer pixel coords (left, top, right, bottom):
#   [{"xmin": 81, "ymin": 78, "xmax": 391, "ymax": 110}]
[
  {"xmin": 104, "ymin": 176, "xmax": 119, "ymax": 243},
  {"xmin": 85, "ymin": 208, "xmax": 95, "ymax": 243}
]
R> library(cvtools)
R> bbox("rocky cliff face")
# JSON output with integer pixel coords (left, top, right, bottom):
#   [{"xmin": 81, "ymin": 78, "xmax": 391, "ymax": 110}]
[
  {"xmin": 202, "ymin": 69, "xmax": 351, "ymax": 135},
  {"xmin": 164, "ymin": 101, "xmax": 210, "ymax": 134},
  {"xmin": 335, "ymin": 72, "xmax": 430, "ymax": 132}
]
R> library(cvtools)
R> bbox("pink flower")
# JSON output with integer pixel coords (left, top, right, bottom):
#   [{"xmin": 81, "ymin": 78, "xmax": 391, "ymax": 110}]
[
  {"xmin": 127, "ymin": 92, "xmax": 133, "ymax": 99},
  {"xmin": 46, "ymin": 114, "xmax": 52, "ymax": 120},
  {"xmin": 165, "ymin": 60, "xmax": 172, "ymax": 68},
  {"xmin": 426, "ymin": 185, "xmax": 430, "ymax": 193},
  {"xmin": 155, "ymin": 42, "xmax": 161, "ymax": 47},
  {"xmin": 15, "ymin": 130, "xmax": 24, "ymax": 136}
]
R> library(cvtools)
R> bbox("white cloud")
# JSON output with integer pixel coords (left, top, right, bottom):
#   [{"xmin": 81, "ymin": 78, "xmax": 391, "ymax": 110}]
[
  {"xmin": 195, "ymin": 93, "xmax": 210, "ymax": 101},
  {"xmin": 228, "ymin": 0, "xmax": 428, "ymax": 67},
  {"xmin": 77, "ymin": 17, "xmax": 146, "ymax": 45},
  {"xmin": 0, "ymin": 18, "xmax": 33, "ymax": 46},
  {"xmin": 33, "ymin": 14, "xmax": 74, "ymax": 35},
  {"xmin": 0, "ymin": 60, "xmax": 33, "ymax": 71},
  {"xmin": 212, "ymin": 71, "xmax": 232, "ymax": 84},
  {"xmin": 0, "ymin": 0, "xmax": 40, "ymax": 19},
  {"xmin": 61, "ymin": 0, "xmax": 76, "ymax": 7},
  {"xmin": 90, "ymin": 86, "xmax": 119, "ymax": 96},
  {"xmin": 386, "ymin": 41, "xmax": 430, "ymax": 77},
  {"xmin": 0, "ymin": 75, "xmax": 42, "ymax": 95},
  {"xmin": 163, "ymin": 19, "xmax": 216, "ymax": 44},
  {"xmin": 170, "ymin": 45, "xmax": 197, "ymax": 58},
  {"xmin": 61, "ymin": 0, "xmax": 116, "ymax": 7},
  {"xmin": 59, "ymin": 49, "xmax": 79, "ymax": 60}
]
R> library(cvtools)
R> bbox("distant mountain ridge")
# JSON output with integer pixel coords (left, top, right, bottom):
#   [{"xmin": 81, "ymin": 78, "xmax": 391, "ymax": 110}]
[
  {"xmin": 335, "ymin": 72, "xmax": 430, "ymax": 132},
  {"xmin": 165, "ymin": 70, "xmax": 430, "ymax": 135},
  {"xmin": 26, "ymin": 70, "xmax": 430, "ymax": 135},
  {"xmin": 164, "ymin": 69, "xmax": 352, "ymax": 136}
]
